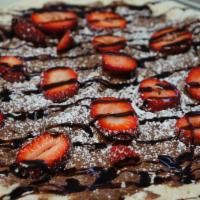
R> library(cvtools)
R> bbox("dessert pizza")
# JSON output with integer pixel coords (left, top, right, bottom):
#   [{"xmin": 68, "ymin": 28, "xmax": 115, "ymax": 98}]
[{"xmin": 0, "ymin": 0, "xmax": 200, "ymax": 199}]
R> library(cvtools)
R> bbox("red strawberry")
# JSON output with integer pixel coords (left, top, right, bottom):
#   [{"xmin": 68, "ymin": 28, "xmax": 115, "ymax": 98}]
[
  {"xmin": 90, "ymin": 97, "xmax": 138, "ymax": 141},
  {"xmin": 0, "ymin": 112, "xmax": 4, "ymax": 126},
  {"xmin": 110, "ymin": 145, "xmax": 139, "ymax": 165},
  {"xmin": 31, "ymin": 11, "xmax": 78, "ymax": 35},
  {"xmin": 16, "ymin": 132, "xmax": 70, "ymax": 167},
  {"xmin": 149, "ymin": 27, "xmax": 192, "ymax": 55},
  {"xmin": 176, "ymin": 112, "xmax": 200, "ymax": 145},
  {"xmin": 185, "ymin": 67, "xmax": 200, "ymax": 101},
  {"xmin": 40, "ymin": 67, "xmax": 79, "ymax": 102},
  {"xmin": 102, "ymin": 53, "xmax": 137, "ymax": 77},
  {"xmin": 87, "ymin": 11, "xmax": 126, "ymax": 30},
  {"xmin": 12, "ymin": 18, "xmax": 46, "ymax": 46},
  {"xmin": 0, "ymin": 56, "xmax": 25, "ymax": 83},
  {"xmin": 92, "ymin": 35, "xmax": 126, "ymax": 52},
  {"xmin": 139, "ymin": 78, "xmax": 180, "ymax": 111},
  {"xmin": 57, "ymin": 31, "xmax": 74, "ymax": 54}
]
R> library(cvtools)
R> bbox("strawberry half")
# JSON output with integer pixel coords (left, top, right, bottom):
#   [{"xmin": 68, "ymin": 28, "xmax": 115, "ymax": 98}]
[
  {"xmin": 185, "ymin": 67, "xmax": 200, "ymax": 101},
  {"xmin": 40, "ymin": 67, "xmax": 79, "ymax": 102},
  {"xmin": 31, "ymin": 11, "xmax": 78, "ymax": 35},
  {"xmin": 92, "ymin": 35, "xmax": 126, "ymax": 52},
  {"xmin": 87, "ymin": 11, "xmax": 126, "ymax": 30},
  {"xmin": 12, "ymin": 18, "xmax": 46, "ymax": 46},
  {"xmin": 16, "ymin": 132, "xmax": 70, "ymax": 167},
  {"xmin": 0, "ymin": 112, "xmax": 4, "ymax": 127},
  {"xmin": 149, "ymin": 27, "xmax": 192, "ymax": 55},
  {"xmin": 176, "ymin": 112, "xmax": 200, "ymax": 145},
  {"xmin": 0, "ymin": 56, "xmax": 26, "ymax": 83},
  {"xmin": 110, "ymin": 145, "xmax": 139, "ymax": 165},
  {"xmin": 102, "ymin": 53, "xmax": 137, "ymax": 77},
  {"xmin": 139, "ymin": 78, "xmax": 180, "ymax": 111},
  {"xmin": 90, "ymin": 97, "xmax": 138, "ymax": 141},
  {"xmin": 57, "ymin": 31, "xmax": 74, "ymax": 54}
]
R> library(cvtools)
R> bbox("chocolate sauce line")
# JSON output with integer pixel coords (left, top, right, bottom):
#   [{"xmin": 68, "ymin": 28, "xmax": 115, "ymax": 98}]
[
  {"xmin": 23, "ymin": 51, "xmax": 97, "ymax": 62},
  {"xmin": 92, "ymin": 98, "xmax": 131, "ymax": 104},
  {"xmin": 0, "ymin": 133, "xmax": 34, "ymax": 149},
  {"xmin": 0, "ymin": 65, "xmax": 193, "ymax": 102},
  {"xmin": 0, "ymin": 160, "xmax": 175, "ymax": 198},
  {"xmin": 193, "ymin": 41, "xmax": 200, "ymax": 47},
  {"xmin": 3, "ymin": 151, "xmax": 199, "ymax": 181},
  {"xmin": 2, "ymin": 97, "xmax": 93, "ymax": 121},
  {"xmin": 20, "ymin": 77, "xmax": 136, "ymax": 96},
  {"xmin": 186, "ymin": 82, "xmax": 200, "ymax": 88},
  {"xmin": 149, "ymin": 28, "xmax": 187, "ymax": 42},
  {"xmin": 3, "ymin": 154, "xmax": 192, "ymax": 198},
  {"xmin": 89, "ymin": 111, "xmax": 136, "ymax": 126},
  {"xmin": 79, "ymin": 78, "xmax": 136, "ymax": 89},
  {"xmin": 128, "ymin": 44, "xmax": 151, "ymax": 53},
  {"xmin": 0, "ymin": 134, "xmax": 179, "ymax": 151},
  {"xmin": 161, "ymin": 39, "xmax": 192, "ymax": 50},
  {"xmin": 47, "ymin": 122, "xmax": 93, "ymax": 137},
  {"xmin": 0, "ymin": 186, "xmax": 36, "ymax": 200},
  {"xmin": 136, "ymin": 136, "xmax": 176, "ymax": 144},
  {"xmin": 152, "ymin": 67, "xmax": 193, "ymax": 79},
  {"xmin": 140, "ymin": 116, "xmax": 179, "ymax": 124}
]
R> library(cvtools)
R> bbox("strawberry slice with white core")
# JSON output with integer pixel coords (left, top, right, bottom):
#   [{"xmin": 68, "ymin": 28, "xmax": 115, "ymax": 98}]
[
  {"xmin": 0, "ymin": 56, "xmax": 25, "ymax": 82},
  {"xmin": 110, "ymin": 145, "xmax": 139, "ymax": 165},
  {"xmin": 31, "ymin": 11, "xmax": 78, "ymax": 35},
  {"xmin": 176, "ymin": 112, "xmax": 200, "ymax": 145},
  {"xmin": 17, "ymin": 132, "xmax": 70, "ymax": 167},
  {"xmin": 149, "ymin": 27, "xmax": 192, "ymax": 55},
  {"xmin": 57, "ymin": 31, "xmax": 74, "ymax": 54},
  {"xmin": 90, "ymin": 97, "xmax": 138, "ymax": 141},
  {"xmin": 40, "ymin": 67, "xmax": 79, "ymax": 102},
  {"xmin": 185, "ymin": 67, "xmax": 200, "ymax": 101},
  {"xmin": 87, "ymin": 11, "xmax": 126, "ymax": 30},
  {"xmin": 102, "ymin": 53, "xmax": 137, "ymax": 77},
  {"xmin": 139, "ymin": 78, "xmax": 180, "ymax": 111},
  {"xmin": 92, "ymin": 35, "xmax": 126, "ymax": 52},
  {"xmin": 0, "ymin": 56, "xmax": 23, "ymax": 67}
]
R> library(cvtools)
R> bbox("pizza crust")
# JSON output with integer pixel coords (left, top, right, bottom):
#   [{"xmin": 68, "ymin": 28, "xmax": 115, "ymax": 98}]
[
  {"xmin": 125, "ymin": 183, "xmax": 200, "ymax": 200},
  {"xmin": 0, "ymin": 1, "xmax": 200, "ymax": 200},
  {"xmin": 0, "ymin": 0, "xmax": 200, "ymax": 26},
  {"xmin": 0, "ymin": 0, "xmax": 200, "ymax": 23}
]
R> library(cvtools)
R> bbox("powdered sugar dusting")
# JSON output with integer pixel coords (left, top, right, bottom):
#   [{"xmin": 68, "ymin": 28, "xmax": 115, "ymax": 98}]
[{"xmin": 0, "ymin": 2, "xmax": 199, "ymax": 200}]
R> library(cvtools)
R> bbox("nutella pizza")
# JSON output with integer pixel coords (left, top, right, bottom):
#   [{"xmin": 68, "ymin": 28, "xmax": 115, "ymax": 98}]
[{"xmin": 0, "ymin": 0, "xmax": 200, "ymax": 200}]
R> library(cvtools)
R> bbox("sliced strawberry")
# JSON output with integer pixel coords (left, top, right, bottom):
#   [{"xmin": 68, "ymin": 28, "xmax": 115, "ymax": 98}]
[
  {"xmin": 110, "ymin": 145, "xmax": 139, "ymax": 165},
  {"xmin": 102, "ymin": 53, "xmax": 137, "ymax": 77},
  {"xmin": 0, "ymin": 56, "xmax": 25, "ymax": 83},
  {"xmin": 0, "ymin": 112, "xmax": 4, "ymax": 127},
  {"xmin": 139, "ymin": 78, "xmax": 180, "ymax": 111},
  {"xmin": 16, "ymin": 132, "xmax": 70, "ymax": 167},
  {"xmin": 40, "ymin": 67, "xmax": 79, "ymax": 102},
  {"xmin": 149, "ymin": 27, "xmax": 192, "ymax": 55},
  {"xmin": 185, "ymin": 67, "xmax": 200, "ymax": 101},
  {"xmin": 176, "ymin": 112, "xmax": 200, "ymax": 145},
  {"xmin": 12, "ymin": 18, "xmax": 46, "ymax": 46},
  {"xmin": 57, "ymin": 31, "xmax": 74, "ymax": 54},
  {"xmin": 90, "ymin": 97, "xmax": 138, "ymax": 141},
  {"xmin": 31, "ymin": 11, "xmax": 78, "ymax": 35},
  {"xmin": 92, "ymin": 35, "xmax": 126, "ymax": 52},
  {"xmin": 87, "ymin": 11, "xmax": 126, "ymax": 30}
]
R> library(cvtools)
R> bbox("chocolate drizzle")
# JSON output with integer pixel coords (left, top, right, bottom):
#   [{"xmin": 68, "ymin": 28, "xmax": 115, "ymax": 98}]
[{"xmin": 0, "ymin": 2, "xmax": 200, "ymax": 200}]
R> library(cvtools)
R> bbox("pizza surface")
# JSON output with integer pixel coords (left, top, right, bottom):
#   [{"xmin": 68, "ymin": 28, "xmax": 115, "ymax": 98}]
[{"xmin": 0, "ymin": 1, "xmax": 200, "ymax": 200}]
